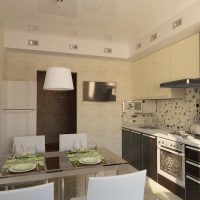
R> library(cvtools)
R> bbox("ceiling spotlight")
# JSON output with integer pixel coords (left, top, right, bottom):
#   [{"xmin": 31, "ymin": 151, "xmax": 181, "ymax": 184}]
[{"xmin": 57, "ymin": 0, "xmax": 63, "ymax": 7}]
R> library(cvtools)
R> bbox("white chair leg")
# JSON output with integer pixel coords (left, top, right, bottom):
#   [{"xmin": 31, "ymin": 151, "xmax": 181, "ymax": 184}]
[
  {"xmin": 44, "ymin": 179, "xmax": 48, "ymax": 184},
  {"xmin": 5, "ymin": 185, "xmax": 9, "ymax": 190}
]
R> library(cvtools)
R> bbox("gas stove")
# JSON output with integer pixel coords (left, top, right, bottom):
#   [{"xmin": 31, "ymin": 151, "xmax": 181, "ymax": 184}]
[{"xmin": 167, "ymin": 131, "xmax": 189, "ymax": 139}]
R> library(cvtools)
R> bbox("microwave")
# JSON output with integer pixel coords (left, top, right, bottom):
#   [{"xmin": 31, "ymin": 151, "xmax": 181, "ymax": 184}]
[{"xmin": 133, "ymin": 100, "xmax": 156, "ymax": 114}]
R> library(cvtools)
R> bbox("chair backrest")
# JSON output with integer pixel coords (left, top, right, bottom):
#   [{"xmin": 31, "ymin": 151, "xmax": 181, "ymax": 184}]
[
  {"xmin": 87, "ymin": 170, "xmax": 146, "ymax": 200},
  {"xmin": 59, "ymin": 133, "xmax": 87, "ymax": 151},
  {"xmin": 0, "ymin": 183, "xmax": 54, "ymax": 200},
  {"xmin": 13, "ymin": 135, "xmax": 45, "ymax": 153}
]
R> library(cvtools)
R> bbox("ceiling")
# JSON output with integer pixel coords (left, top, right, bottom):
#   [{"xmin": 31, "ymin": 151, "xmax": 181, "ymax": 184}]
[{"xmin": 0, "ymin": 0, "xmax": 198, "ymax": 43}]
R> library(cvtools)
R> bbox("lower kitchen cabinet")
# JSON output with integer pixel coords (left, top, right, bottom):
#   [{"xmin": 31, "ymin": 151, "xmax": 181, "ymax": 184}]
[
  {"xmin": 122, "ymin": 128, "xmax": 157, "ymax": 179},
  {"xmin": 130, "ymin": 130, "xmax": 142, "ymax": 170},
  {"xmin": 185, "ymin": 145, "xmax": 200, "ymax": 200},
  {"xmin": 122, "ymin": 128, "xmax": 130, "ymax": 162},
  {"xmin": 186, "ymin": 175, "xmax": 200, "ymax": 200},
  {"xmin": 122, "ymin": 128, "xmax": 142, "ymax": 170},
  {"xmin": 142, "ymin": 133, "xmax": 157, "ymax": 181}
]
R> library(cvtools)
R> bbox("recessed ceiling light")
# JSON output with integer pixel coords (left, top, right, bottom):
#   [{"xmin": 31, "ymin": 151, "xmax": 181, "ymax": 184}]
[
  {"xmin": 28, "ymin": 25, "xmax": 39, "ymax": 31},
  {"xmin": 104, "ymin": 35, "xmax": 112, "ymax": 40}
]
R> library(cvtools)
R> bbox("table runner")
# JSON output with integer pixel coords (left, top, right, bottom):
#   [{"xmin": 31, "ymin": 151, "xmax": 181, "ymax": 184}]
[{"xmin": 1, "ymin": 153, "xmax": 45, "ymax": 176}]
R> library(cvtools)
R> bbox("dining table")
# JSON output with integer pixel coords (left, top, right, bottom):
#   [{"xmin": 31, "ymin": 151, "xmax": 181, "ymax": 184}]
[{"xmin": 0, "ymin": 147, "xmax": 128, "ymax": 200}]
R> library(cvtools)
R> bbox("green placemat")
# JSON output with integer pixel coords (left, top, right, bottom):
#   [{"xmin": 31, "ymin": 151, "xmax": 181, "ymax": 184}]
[
  {"xmin": 1, "ymin": 153, "xmax": 44, "ymax": 175},
  {"xmin": 66, "ymin": 150, "xmax": 104, "ymax": 166}
]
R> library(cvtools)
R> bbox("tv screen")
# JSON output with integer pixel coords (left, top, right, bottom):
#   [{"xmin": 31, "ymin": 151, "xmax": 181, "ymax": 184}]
[{"xmin": 83, "ymin": 81, "xmax": 116, "ymax": 102}]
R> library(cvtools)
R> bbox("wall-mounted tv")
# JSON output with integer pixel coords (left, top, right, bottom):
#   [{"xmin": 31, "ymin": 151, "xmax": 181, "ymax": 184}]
[{"xmin": 83, "ymin": 81, "xmax": 116, "ymax": 102}]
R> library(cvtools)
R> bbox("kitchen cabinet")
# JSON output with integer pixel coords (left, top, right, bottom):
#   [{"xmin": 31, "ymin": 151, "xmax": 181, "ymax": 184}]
[
  {"xmin": 122, "ymin": 128, "xmax": 156, "ymax": 178},
  {"xmin": 142, "ymin": 133, "xmax": 157, "ymax": 181},
  {"xmin": 130, "ymin": 130, "xmax": 142, "ymax": 170},
  {"xmin": 122, "ymin": 128, "xmax": 142, "ymax": 170},
  {"xmin": 185, "ymin": 145, "xmax": 200, "ymax": 200},
  {"xmin": 170, "ymin": 34, "xmax": 199, "ymax": 80},
  {"xmin": 133, "ymin": 60, "xmax": 144, "ymax": 99},
  {"xmin": 154, "ymin": 47, "xmax": 184, "ymax": 99},
  {"xmin": 1, "ymin": 81, "xmax": 37, "ymax": 153},
  {"xmin": 133, "ymin": 55, "xmax": 156, "ymax": 99},
  {"xmin": 133, "ymin": 34, "xmax": 199, "ymax": 99},
  {"xmin": 142, "ymin": 55, "xmax": 155, "ymax": 99},
  {"xmin": 122, "ymin": 128, "xmax": 130, "ymax": 162}
]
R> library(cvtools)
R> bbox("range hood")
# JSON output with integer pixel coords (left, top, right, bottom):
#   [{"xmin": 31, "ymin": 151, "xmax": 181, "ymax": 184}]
[{"xmin": 160, "ymin": 78, "xmax": 200, "ymax": 88}]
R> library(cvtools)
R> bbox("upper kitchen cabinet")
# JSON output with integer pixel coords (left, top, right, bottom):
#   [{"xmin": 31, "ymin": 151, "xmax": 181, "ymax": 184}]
[
  {"xmin": 154, "ymin": 47, "xmax": 184, "ymax": 99},
  {"xmin": 142, "ymin": 54, "xmax": 155, "ymax": 99},
  {"xmin": 154, "ymin": 47, "xmax": 170, "ymax": 98},
  {"xmin": 133, "ymin": 59, "xmax": 144, "ymax": 99},
  {"xmin": 170, "ymin": 34, "xmax": 199, "ymax": 80}
]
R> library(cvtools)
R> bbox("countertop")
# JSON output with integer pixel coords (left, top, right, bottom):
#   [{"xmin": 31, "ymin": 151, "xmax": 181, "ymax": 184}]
[{"xmin": 122, "ymin": 124, "xmax": 200, "ymax": 148}]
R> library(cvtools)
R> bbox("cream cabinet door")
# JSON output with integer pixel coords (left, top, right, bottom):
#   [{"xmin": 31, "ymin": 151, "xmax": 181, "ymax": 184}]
[
  {"xmin": 133, "ymin": 60, "xmax": 144, "ymax": 99},
  {"xmin": 170, "ymin": 34, "xmax": 199, "ymax": 80},
  {"xmin": 142, "ymin": 54, "xmax": 155, "ymax": 99},
  {"xmin": 154, "ymin": 47, "xmax": 171, "ymax": 98}
]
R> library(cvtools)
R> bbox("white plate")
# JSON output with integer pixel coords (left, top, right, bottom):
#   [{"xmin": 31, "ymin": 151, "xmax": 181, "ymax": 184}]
[
  {"xmin": 70, "ymin": 149, "xmax": 89, "ymax": 153},
  {"xmin": 9, "ymin": 163, "xmax": 36, "ymax": 173},
  {"xmin": 79, "ymin": 157, "xmax": 101, "ymax": 165}
]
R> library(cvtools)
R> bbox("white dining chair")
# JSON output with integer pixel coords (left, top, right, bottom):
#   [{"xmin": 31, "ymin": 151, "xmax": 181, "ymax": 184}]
[
  {"xmin": 59, "ymin": 133, "xmax": 87, "ymax": 151},
  {"xmin": 0, "ymin": 183, "xmax": 54, "ymax": 200},
  {"xmin": 59, "ymin": 133, "xmax": 87, "ymax": 200},
  {"xmin": 10, "ymin": 135, "xmax": 47, "ymax": 189},
  {"xmin": 13, "ymin": 135, "xmax": 45, "ymax": 153},
  {"xmin": 71, "ymin": 170, "xmax": 147, "ymax": 200}
]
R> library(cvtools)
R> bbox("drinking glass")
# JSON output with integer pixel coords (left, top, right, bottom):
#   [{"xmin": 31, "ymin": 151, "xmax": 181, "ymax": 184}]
[
  {"xmin": 73, "ymin": 140, "xmax": 82, "ymax": 152},
  {"xmin": 14, "ymin": 144, "xmax": 25, "ymax": 156},
  {"xmin": 89, "ymin": 142, "xmax": 97, "ymax": 150},
  {"xmin": 26, "ymin": 145, "xmax": 37, "ymax": 155}
]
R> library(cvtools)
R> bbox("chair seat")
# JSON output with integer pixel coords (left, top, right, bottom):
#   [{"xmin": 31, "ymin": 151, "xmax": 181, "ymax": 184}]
[{"xmin": 71, "ymin": 195, "xmax": 86, "ymax": 200}]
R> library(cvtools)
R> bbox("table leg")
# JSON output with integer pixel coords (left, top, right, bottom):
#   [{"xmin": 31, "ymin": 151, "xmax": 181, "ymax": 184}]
[{"xmin": 61, "ymin": 177, "xmax": 65, "ymax": 200}]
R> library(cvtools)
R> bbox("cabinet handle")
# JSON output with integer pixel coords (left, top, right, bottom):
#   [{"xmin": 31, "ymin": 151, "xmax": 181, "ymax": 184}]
[
  {"xmin": 131, "ymin": 131, "xmax": 141, "ymax": 135},
  {"xmin": 186, "ymin": 175, "xmax": 200, "ymax": 185},
  {"xmin": 186, "ymin": 146, "xmax": 200, "ymax": 152},
  {"xmin": 143, "ymin": 134, "xmax": 156, "ymax": 139},
  {"xmin": 186, "ymin": 160, "xmax": 200, "ymax": 168}
]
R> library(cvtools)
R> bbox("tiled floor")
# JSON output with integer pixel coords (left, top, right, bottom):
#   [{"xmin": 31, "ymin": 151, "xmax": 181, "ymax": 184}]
[{"xmin": 0, "ymin": 164, "xmax": 182, "ymax": 200}]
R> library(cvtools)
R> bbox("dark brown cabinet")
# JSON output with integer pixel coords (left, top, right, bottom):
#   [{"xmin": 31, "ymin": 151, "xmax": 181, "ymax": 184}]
[
  {"xmin": 186, "ymin": 175, "xmax": 200, "ymax": 200},
  {"xmin": 130, "ymin": 130, "xmax": 142, "ymax": 170},
  {"xmin": 122, "ymin": 128, "xmax": 156, "ymax": 178},
  {"xmin": 122, "ymin": 128, "xmax": 142, "ymax": 170},
  {"xmin": 185, "ymin": 145, "xmax": 200, "ymax": 200},
  {"xmin": 122, "ymin": 128, "xmax": 130, "ymax": 162},
  {"xmin": 142, "ymin": 134, "xmax": 157, "ymax": 181}
]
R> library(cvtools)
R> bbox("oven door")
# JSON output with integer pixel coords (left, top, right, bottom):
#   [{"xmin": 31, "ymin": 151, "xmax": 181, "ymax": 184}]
[{"xmin": 157, "ymin": 146, "xmax": 185, "ymax": 187}]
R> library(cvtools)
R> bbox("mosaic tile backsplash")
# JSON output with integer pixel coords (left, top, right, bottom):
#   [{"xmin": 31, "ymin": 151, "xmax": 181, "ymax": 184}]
[
  {"xmin": 154, "ymin": 88, "xmax": 200, "ymax": 131},
  {"xmin": 123, "ymin": 88, "xmax": 200, "ymax": 131}
]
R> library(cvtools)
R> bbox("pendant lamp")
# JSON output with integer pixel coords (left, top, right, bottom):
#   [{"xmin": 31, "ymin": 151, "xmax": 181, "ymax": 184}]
[{"xmin": 43, "ymin": 67, "xmax": 74, "ymax": 91}]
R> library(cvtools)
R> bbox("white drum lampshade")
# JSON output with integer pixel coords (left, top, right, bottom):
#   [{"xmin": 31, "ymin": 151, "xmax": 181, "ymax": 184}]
[{"xmin": 43, "ymin": 67, "xmax": 74, "ymax": 91}]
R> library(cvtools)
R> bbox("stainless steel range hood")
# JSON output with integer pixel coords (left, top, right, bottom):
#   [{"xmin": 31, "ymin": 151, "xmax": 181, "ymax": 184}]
[{"xmin": 160, "ymin": 78, "xmax": 200, "ymax": 88}]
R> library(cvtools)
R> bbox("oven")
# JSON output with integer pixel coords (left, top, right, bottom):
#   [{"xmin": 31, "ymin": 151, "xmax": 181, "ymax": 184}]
[{"xmin": 157, "ymin": 137, "xmax": 185, "ymax": 187}]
